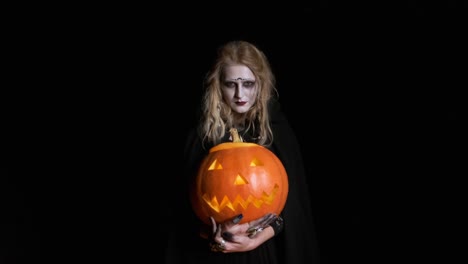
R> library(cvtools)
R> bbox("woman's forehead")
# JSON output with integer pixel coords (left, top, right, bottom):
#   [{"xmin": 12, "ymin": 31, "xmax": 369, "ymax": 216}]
[{"xmin": 223, "ymin": 65, "xmax": 255, "ymax": 80}]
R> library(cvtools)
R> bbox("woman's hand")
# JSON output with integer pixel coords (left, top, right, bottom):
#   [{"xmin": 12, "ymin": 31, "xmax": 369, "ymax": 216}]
[{"xmin": 209, "ymin": 213, "xmax": 277, "ymax": 253}]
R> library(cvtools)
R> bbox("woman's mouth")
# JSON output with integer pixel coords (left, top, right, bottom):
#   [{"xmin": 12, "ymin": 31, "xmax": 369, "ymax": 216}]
[{"xmin": 235, "ymin": 101, "xmax": 247, "ymax": 106}]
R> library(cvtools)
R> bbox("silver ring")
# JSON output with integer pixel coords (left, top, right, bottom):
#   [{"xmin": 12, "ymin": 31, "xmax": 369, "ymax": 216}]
[
  {"xmin": 247, "ymin": 226, "xmax": 264, "ymax": 238},
  {"xmin": 210, "ymin": 240, "xmax": 225, "ymax": 252},
  {"xmin": 219, "ymin": 239, "xmax": 226, "ymax": 249}
]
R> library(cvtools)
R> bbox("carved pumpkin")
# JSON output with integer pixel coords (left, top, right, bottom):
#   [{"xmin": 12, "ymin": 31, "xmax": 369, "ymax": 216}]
[{"xmin": 191, "ymin": 128, "xmax": 289, "ymax": 224}]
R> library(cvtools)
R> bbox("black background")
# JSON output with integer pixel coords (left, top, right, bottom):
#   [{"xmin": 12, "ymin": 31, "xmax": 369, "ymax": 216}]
[{"xmin": 4, "ymin": 4, "xmax": 465, "ymax": 264}]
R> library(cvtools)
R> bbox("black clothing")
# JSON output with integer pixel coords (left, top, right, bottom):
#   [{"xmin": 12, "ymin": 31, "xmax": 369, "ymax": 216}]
[{"xmin": 165, "ymin": 100, "xmax": 320, "ymax": 264}]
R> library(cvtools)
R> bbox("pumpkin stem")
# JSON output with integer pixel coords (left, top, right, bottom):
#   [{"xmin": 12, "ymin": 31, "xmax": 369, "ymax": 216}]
[{"xmin": 229, "ymin": 128, "xmax": 243, "ymax": 142}]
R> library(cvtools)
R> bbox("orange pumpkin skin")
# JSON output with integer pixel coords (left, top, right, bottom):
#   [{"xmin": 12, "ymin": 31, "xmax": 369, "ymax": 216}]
[{"xmin": 191, "ymin": 142, "xmax": 289, "ymax": 225}]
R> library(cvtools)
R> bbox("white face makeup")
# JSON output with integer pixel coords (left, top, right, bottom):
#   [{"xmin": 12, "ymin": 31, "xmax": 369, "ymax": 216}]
[{"xmin": 222, "ymin": 65, "xmax": 257, "ymax": 114}]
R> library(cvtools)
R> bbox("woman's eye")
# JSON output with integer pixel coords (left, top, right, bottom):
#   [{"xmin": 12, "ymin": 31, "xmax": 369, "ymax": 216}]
[
  {"xmin": 243, "ymin": 82, "xmax": 255, "ymax": 88},
  {"xmin": 224, "ymin": 82, "xmax": 236, "ymax": 88}
]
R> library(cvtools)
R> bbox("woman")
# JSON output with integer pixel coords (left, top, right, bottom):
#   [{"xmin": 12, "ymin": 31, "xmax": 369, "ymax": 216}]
[{"xmin": 165, "ymin": 40, "xmax": 320, "ymax": 264}]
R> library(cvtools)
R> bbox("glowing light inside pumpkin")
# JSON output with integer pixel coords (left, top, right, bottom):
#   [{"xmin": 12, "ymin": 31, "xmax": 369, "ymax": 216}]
[
  {"xmin": 201, "ymin": 184, "xmax": 280, "ymax": 213},
  {"xmin": 234, "ymin": 175, "xmax": 248, "ymax": 185},
  {"xmin": 208, "ymin": 159, "xmax": 223, "ymax": 170},
  {"xmin": 201, "ymin": 156, "xmax": 280, "ymax": 212},
  {"xmin": 249, "ymin": 157, "xmax": 263, "ymax": 166}
]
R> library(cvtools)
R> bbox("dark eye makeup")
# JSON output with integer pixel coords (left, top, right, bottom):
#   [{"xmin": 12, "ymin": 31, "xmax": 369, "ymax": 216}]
[{"xmin": 223, "ymin": 81, "xmax": 256, "ymax": 88}]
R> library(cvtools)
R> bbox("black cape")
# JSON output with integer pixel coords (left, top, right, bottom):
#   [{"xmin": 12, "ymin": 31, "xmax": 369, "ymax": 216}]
[{"xmin": 165, "ymin": 100, "xmax": 320, "ymax": 264}]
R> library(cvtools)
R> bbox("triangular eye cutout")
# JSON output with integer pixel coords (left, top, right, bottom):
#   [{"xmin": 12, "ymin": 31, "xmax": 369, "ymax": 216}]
[
  {"xmin": 234, "ymin": 174, "xmax": 249, "ymax": 185},
  {"xmin": 207, "ymin": 159, "xmax": 223, "ymax": 170},
  {"xmin": 250, "ymin": 157, "xmax": 263, "ymax": 167}
]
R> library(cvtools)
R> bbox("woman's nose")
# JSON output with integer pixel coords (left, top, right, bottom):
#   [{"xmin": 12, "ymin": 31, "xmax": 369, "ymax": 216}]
[{"xmin": 235, "ymin": 86, "xmax": 244, "ymax": 98}]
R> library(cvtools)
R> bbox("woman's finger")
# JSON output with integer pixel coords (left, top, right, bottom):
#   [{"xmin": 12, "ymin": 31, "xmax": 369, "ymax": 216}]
[
  {"xmin": 232, "ymin": 214, "xmax": 243, "ymax": 224},
  {"xmin": 210, "ymin": 217, "xmax": 217, "ymax": 234}
]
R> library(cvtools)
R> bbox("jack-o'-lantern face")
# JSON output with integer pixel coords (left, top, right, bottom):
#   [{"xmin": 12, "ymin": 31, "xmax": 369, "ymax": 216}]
[{"xmin": 191, "ymin": 140, "xmax": 289, "ymax": 225}]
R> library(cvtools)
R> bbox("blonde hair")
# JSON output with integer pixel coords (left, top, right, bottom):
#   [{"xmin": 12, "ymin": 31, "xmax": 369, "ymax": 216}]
[{"xmin": 200, "ymin": 40, "xmax": 278, "ymax": 147}]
